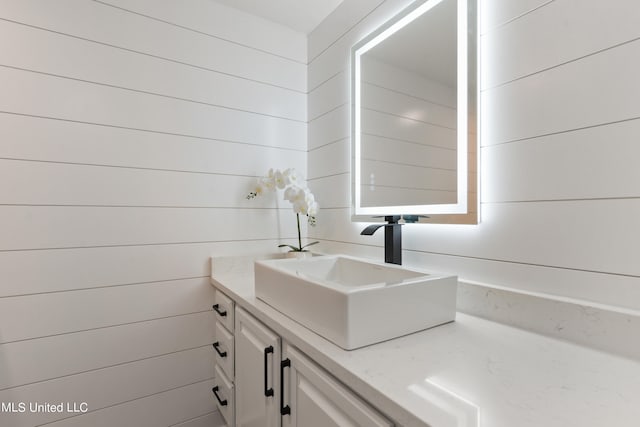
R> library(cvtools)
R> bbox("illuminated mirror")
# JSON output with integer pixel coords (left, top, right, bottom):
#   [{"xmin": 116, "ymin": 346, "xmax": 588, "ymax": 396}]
[{"xmin": 351, "ymin": 0, "xmax": 478, "ymax": 223}]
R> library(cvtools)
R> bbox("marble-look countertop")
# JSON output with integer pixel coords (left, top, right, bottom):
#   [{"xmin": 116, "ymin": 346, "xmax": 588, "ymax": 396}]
[{"xmin": 210, "ymin": 256, "xmax": 640, "ymax": 427}]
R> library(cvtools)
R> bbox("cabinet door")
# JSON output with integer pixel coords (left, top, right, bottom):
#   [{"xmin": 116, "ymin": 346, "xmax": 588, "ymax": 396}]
[
  {"xmin": 282, "ymin": 344, "xmax": 392, "ymax": 427},
  {"xmin": 235, "ymin": 307, "xmax": 281, "ymax": 427}
]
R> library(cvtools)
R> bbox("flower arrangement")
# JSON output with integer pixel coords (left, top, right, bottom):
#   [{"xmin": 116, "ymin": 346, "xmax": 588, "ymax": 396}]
[{"xmin": 247, "ymin": 168, "xmax": 319, "ymax": 253}]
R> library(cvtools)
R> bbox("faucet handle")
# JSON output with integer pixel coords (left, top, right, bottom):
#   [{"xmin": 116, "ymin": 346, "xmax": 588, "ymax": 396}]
[{"xmin": 402, "ymin": 215, "xmax": 430, "ymax": 223}]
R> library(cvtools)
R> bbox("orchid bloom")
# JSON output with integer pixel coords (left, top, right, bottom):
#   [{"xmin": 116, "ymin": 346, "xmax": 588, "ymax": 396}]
[{"xmin": 246, "ymin": 168, "xmax": 319, "ymax": 251}]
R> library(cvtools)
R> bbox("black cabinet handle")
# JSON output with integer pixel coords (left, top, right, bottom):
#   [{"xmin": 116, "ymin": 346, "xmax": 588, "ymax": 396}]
[
  {"xmin": 212, "ymin": 342, "xmax": 227, "ymax": 358},
  {"xmin": 212, "ymin": 304, "xmax": 227, "ymax": 317},
  {"xmin": 212, "ymin": 386, "xmax": 228, "ymax": 406},
  {"xmin": 264, "ymin": 346, "xmax": 274, "ymax": 397},
  {"xmin": 280, "ymin": 358, "xmax": 291, "ymax": 415}
]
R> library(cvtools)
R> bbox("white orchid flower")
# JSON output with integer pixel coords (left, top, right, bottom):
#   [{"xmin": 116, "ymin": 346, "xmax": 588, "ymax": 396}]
[
  {"xmin": 274, "ymin": 169, "xmax": 289, "ymax": 189},
  {"xmin": 283, "ymin": 168, "xmax": 301, "ymax": 186},
  {"xmin": 246, "ymin": 167, "xmax": 320, "ymax": 251},
  {"xmin": 291, "ymin": 188, "xmax": 317, "ymax": 216},
  {"xmin": 293, "ymin": 200, "xmax": 306, "ymax": 214},
  {"xmin": 291, "ymin": 188, "xmax": 307, "ymax": 214},
  {"xmin": 284, "ymin": 185, "xmax": 301, "ymax": 202},
  {"xmin": 262, "ymin": 169, "xmax": 276, "ymax": 190},
  {"xmin": 254, "ymin": 181, "xmax": 266, "ymax": 196},
  {"xmin": 307, "ymin": 200, "xmax": 319, "ymax": 216}
]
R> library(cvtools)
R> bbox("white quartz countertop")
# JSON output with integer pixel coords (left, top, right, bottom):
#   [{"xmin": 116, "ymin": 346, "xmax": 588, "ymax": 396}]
[{"xmin": 210, "ymin": 257, "xmax": 640, "ymax": 427}]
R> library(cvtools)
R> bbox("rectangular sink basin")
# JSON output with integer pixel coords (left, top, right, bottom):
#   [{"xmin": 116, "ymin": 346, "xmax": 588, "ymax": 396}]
[{"xmin": 254, "ymin": 255, "xmax": 457, "ymax": 350}]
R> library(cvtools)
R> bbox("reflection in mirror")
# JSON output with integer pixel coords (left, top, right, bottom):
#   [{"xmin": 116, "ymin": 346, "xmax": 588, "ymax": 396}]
[{"xmin": 352, "ymin": 0, "xmax": 478, "ymax": 222}]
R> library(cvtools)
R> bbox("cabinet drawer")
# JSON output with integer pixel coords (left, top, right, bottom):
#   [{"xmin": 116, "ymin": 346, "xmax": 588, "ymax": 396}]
[
  {"xmin": 213, "ymin": 364, "xmax": 235, "ymax": 427},
  {"xmin": 214, "ymin": 320, "xmax": 235, "ymax": 380},
  {"xmin": 213, "ymin": 290, "xmax": 235, "ymax": 332}
]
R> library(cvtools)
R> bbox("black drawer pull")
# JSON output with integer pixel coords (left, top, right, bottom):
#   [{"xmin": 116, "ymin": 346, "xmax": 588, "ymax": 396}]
[
  {"xmin": 212, "ymin": 304, "xmax": 227, "ymax": 317},
  {"xmin": 264, "ymin": 345, "xmax": 274, "ymax": 397},
  {"xmin": 280, "ymin": 358, "xmax": 291, "ymax": 415},
  {"xmin": 212, "ymin": 342, "xmax": 227, "ymax": 358},
  {"xmin": 212, "ymin": 386, "xmax": 228, "ymax": 406}
]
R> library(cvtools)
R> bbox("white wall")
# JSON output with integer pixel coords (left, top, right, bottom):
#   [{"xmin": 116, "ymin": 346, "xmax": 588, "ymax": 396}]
[
  {"xmin": 0, "ymin": 0, "xmax": 306, "ymax": 426},
  {"xmin": 308, "ymin": 0, "xmax": 640, "ymax": 312}
]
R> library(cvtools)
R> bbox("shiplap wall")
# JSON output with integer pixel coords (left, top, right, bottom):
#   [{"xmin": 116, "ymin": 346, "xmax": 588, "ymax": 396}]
[
  {"xmin": 360, "ymin": 56, "xmax": 457, "ymax": 207},
  {"xmin": 0, "ymin": 0, "xmax": 306, "ymax": 426},
  {"xmin": 308, "ymin": 0, "xmax": 640, "ymax": 312}
]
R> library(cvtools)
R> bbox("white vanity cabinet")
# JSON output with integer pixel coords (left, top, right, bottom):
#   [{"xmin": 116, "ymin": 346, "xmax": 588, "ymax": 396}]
[{"xmin": 212, "ymin": 289, "xmax": 393, "ymax": 427}]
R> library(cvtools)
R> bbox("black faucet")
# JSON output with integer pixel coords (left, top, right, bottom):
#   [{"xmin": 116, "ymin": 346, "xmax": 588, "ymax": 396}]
[{"xmin": 360, "ymin": 215, "xmax": 403, "ymax": 265}]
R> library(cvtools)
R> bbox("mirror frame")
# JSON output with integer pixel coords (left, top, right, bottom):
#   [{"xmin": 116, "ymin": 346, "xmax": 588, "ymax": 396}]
[{"xmin": 351, "ymin": 0, "xmax": 478, "ymax": 223}]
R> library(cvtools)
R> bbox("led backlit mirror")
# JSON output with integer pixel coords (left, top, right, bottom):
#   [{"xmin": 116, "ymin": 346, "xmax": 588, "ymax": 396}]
[{"xmin": 351, "ymin": 0, "xmax": 478, "ymax": 223}]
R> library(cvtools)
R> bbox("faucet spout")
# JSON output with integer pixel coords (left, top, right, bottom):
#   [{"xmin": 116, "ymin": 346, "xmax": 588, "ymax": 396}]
[
  {"xmin": 360, "ymin": 224, "xmax": 385, "ymax": 235},
  {"xmin": 360, "ymin": 216, "xmax": 402, "ymax": 265}
]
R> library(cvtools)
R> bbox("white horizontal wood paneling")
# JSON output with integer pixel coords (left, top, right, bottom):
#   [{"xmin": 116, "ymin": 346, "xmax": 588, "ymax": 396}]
[
  {"xmin": 482, "ymin": 0, "xmax": 640, "ymax": 88},
  {"xmin": 482, "ymin": 119, "xmax": 640, "ymax": 202},
  {"xmin": 1, "ymin": 0, "xmax": 306, "ymax": 425},
  {"xmin": 0, "ymin": 312, "xmax": 215, "ymax": 390},
  {"xmin": 0, "ymin": 347, "xmax": 214, "ymax": 427},
  {"xmin": 0, "ymin": 0, "xmax": 306, "ymax": 91},
  {"xmin": 0, "ymin": 278, "xmax": 214, "ymax": 343},
  {"xmin": 42, "ymin": 380, "xmax": 218, "ymax": 427},
  {"xmin": 0, "ymin": 113, "xmax": 305, "ymax": 174},
  {"xmin": 311, "ymin": 200, "xmax": 640, "ymax": 299},
  {"xmin": 480, "ymin": 0, "xmax": 553, "ymax": 34},
  {"xmin": 98, "ymin": 0, "xmax": 307, "ymax": 63},
  {"xmin": 308, "ymin": 174, "xmax": 351, "ymax": 209},
  {"xmin": 308, "ymin": 139, "xmax": 350, "ymax": 180},
  {"xmin": 0, "ymin": 67, "xmax": 305, "ymax": 149},
  {"xmin": 308, "ymin": 104, "xmax": 349, "ymax": 150},
  {"xmin": 308, "ymin": 0, "xmax": 385, "ymax": 61},
  {"xmin": 307, "ymin": 0, "xmax": 640, "ymax": 313},
  {"xmin": 309, "ymin": 23, "xmax": 358, "ymax": 90},
  {"xmin": 0, "ymin": 20, "xmax": 306, "ymax": 121},
  {"xmin": 0, "ymin": 240, "xmax": 281, "ymax": 298},
  {"xmin": 482, "ymin": 38, "xmax": 640, "ymax": 145},
  {"xmin": 0, "ymin": 207, "xmax": 299, "ymax": 250},
  {"xmin": 0, "ymin": 159, "xmax": 291, "ymax": 208},
  {"xmin": 405, "ymin": 200, "xmax": 640, "ymax": 277},
  {"xmin": 308, "ymin": 71, "xmax": 348, "ymax": 121}
]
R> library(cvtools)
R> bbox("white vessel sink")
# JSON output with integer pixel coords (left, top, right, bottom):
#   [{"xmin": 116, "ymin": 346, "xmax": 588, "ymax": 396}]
[{"xmin": 254, "ymin": 255, "xmax": 457, "ymax": 350}]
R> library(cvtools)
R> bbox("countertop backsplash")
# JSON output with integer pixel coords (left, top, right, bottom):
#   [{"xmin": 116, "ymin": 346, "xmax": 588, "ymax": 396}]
[{"xmin": 457, "ymin": 281, "xmax": 640, "ymax": 361}]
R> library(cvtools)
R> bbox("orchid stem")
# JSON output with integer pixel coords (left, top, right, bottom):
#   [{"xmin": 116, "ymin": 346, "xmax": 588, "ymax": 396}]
[{"xmin": 296, "ymin": 213, "xmax": 302, "ymax": 251}]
